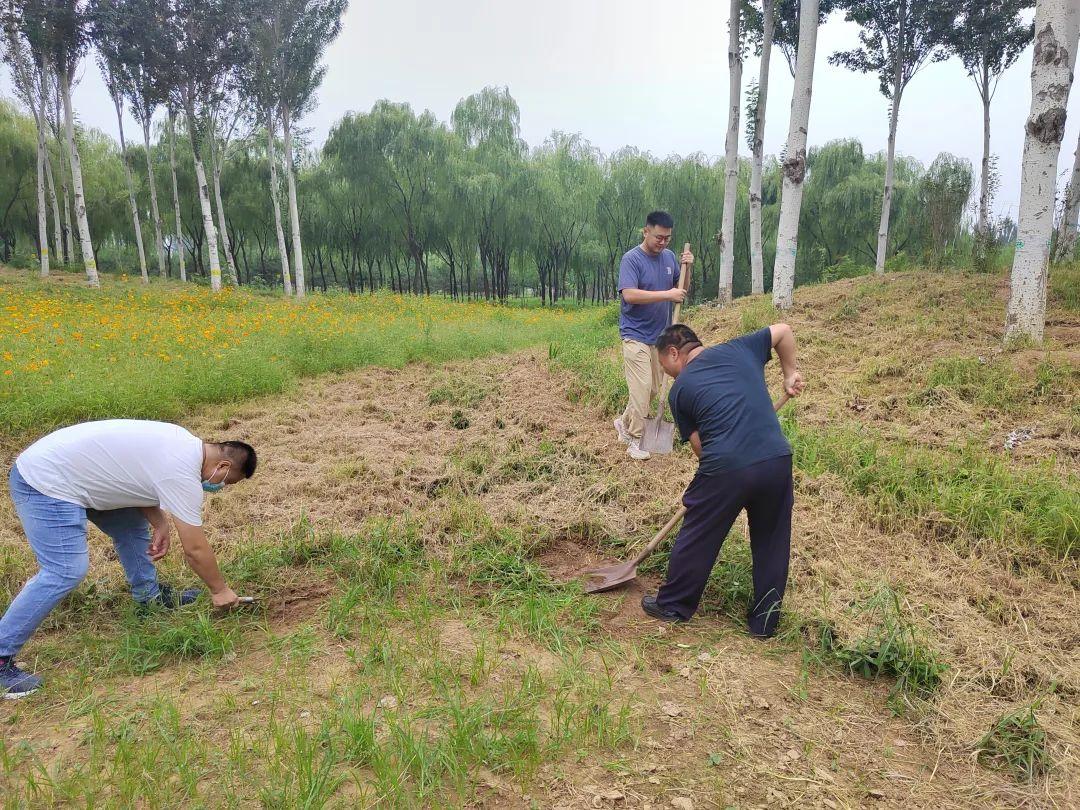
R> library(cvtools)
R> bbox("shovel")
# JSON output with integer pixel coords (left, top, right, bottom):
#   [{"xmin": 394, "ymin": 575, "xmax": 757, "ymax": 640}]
[
  {"xmin": 582, "ymin": 505, "xmax": 688, "ymax": 593},
  {"xmin": 584, "ymin": 392, "xmax": 792, "ymax": 594},
  {"xmin": 639, "ymin": 243, "xmax": 692, "ymax": 455}
]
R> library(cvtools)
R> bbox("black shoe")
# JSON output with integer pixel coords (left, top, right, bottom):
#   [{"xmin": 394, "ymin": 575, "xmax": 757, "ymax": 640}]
[
  {"xmin": 641, "ymin": 595, "xmax": 686, "ymax": 623},
  {"xmin": 136, "ymin": 583, "xmax": 202, "ymax": 615}
]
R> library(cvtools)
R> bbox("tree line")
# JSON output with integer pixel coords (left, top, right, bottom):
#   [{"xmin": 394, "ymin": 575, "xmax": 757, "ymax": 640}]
[{"xmin": 1, "ymin": 0, "xmax": 1077, "ymax": 344}]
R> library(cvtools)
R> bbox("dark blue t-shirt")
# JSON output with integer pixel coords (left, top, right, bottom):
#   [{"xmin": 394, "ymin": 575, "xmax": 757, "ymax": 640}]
[
  {"xmin": 668, "ymin": 327, "xmax": 792, "ymax": 475},
  {"xmin": 618, "ymin": 246, "xmax": 680, "ymax": 344}
]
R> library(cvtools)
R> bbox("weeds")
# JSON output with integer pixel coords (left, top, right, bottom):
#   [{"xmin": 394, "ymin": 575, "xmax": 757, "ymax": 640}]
[
  {"xmin": 976, "ymin": 705, "xmax": 1051, "ymax": 783},
  {"xmin": 820, "ymin": 586, "xmax": 947, "ymax": 711}
]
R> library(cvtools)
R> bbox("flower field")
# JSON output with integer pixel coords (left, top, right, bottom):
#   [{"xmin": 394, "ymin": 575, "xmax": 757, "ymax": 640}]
[{"xmin": 0, "ymin": 277, "xmax": 604, "ymax": 437}]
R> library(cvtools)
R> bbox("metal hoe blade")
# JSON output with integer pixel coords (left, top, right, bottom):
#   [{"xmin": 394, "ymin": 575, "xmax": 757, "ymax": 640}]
[{"xmin": 639, "ymin": 416, "xmax": 675, "ymax": 455}]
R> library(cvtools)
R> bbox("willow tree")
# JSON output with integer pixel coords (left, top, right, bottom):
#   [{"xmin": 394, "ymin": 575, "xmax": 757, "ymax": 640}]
[
  {"xmin": 1006, "ymin": 0, "xmax": 1079, "ymax": 342},
  {"xmin": 451, "ymin": 86, "xmax": 529, "ymax": 301},
  {"xmin": 772, "ymin": 0, "xmax": 821, "ymax": 309},
  {"xmin": 830, "ymin": 0, "xmax": 950, "ymax": 275},
  {"xmin": 946, "ymin": 0, "xmax": 1033, "ymax": 258}
]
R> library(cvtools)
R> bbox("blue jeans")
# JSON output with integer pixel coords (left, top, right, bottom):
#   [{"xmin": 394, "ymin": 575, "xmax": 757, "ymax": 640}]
[{"xmin": 0, "ymin": 465, "xmax": 162, "ymax": 658}]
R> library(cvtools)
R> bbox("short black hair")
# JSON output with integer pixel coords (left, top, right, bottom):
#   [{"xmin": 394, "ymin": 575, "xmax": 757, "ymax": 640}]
[
  {"xmin": 656, "ymin": 324, "xmax": 701, "ymax": 354},
  {"xmin": 646, "ymin": 210, "xmax": 674, "ymax": 229},
  {"xmin": 219, "ymin": 440, "xmax": 257, "ymax": 479}
]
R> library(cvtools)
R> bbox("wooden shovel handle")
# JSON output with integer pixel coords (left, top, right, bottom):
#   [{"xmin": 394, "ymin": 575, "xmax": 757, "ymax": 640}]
[
  {"xmin": 629, "ymin": 506, "xmax": 688, "ymax": 567},
  {"xmin": 671, "ymin": 241, "xmax": 692, "ymax": 325},
  {"xmin": 653, "ymin": 243, "xmax": 693, "ymax": 418}
]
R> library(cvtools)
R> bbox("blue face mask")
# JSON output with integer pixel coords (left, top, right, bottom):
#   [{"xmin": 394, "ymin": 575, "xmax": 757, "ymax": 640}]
[{"xmin": 202, "ymin": 465, "xmax": 227, "ymax": 493}]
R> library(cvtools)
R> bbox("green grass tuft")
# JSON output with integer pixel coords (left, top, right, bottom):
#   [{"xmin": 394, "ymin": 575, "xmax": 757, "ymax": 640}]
[{"xmin": 976, "ymin": 705, "xmax": 1051, "ymax": 783}]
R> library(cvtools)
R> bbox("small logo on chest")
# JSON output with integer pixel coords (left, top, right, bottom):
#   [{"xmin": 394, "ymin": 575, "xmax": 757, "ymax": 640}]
[{"xmin": 665, "ymin": 266, "xmax": 673, "ymax": 275}]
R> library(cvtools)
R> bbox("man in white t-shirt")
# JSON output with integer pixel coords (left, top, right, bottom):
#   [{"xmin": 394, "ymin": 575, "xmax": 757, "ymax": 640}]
[{"xmin": 0, "ymin": 420, "xmax": 257, "ymax": 698}]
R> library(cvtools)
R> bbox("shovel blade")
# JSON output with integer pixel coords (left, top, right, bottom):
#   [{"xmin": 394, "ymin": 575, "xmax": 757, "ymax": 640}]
[
  {"xmin": 582, "ymin": 561, "xmax": 639, "ymax": 593},
  {"xmin": 639, "ymin": 417, "xmax": 675, "ymax": 455}
]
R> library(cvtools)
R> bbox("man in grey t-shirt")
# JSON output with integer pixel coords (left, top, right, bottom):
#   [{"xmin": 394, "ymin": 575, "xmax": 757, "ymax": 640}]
[{"xmin": 614, "ymin": 210, "xmax": 694, "ymax": 460}]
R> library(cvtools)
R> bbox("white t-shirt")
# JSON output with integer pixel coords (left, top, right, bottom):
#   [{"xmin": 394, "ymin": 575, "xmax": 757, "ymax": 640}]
[{"xmin": 15, "ymin": 420, "xmax": 206, "ymax": 526}]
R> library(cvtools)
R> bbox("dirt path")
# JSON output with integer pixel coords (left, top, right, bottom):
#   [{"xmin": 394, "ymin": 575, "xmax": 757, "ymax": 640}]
[{"xmin": 2, "ymin": 348, "xmax": 1075, "ymax": 807}]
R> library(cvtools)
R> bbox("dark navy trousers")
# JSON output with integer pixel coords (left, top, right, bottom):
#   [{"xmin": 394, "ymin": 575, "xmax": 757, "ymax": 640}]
[{"xmin": 656, "ymin": 454, "xmax": 793, "ymax": 636}]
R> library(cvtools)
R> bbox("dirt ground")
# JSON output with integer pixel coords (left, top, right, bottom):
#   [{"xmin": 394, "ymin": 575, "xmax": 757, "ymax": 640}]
[
  {"xmin": 16, "ymin": 354, "xmax": 1066, "ymax": 806},
  {"xmin": 1, "ymin": 271, "xmax": 1077, "ymax": 808}
]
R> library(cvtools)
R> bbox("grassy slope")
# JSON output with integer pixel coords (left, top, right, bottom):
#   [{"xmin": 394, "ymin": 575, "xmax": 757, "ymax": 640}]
[
  {"xmin": 0, "ymin": 267, "xmax": 1077, "ymax": 807},
  {"xmin": 554, "ymin": 268, "xmax": 1079, "ymax": 561}
]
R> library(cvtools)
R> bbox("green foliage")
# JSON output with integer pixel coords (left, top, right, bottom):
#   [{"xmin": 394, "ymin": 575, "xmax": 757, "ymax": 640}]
[
  {"xmin": 919, "ymin": 357, "xmax": 1023, "ymax": 410},
  {"xmin": 820, "ymin": 586, "xmax": 948, "ymax": 709},
  {"xmin": 821, "ymin": 256, "xmax": 872, "ymax": 283},
  {"xmin": 917, "ymin": 356, "xmax": 1077, "ymax": 412},
  {"xmin": 976, "ymin": 705, "xmax": 1050, "ymax": 783},
  {"xmin": 789, "ymin": 418, "xmax": 1079, "ymax": 558},
  {"xmin": 739, "ymin": 296, "xmax": 780, "ymax": 332},
  {"xmin": 114, "ymin": 610, "xmax": 239, "ymax": 674},
  {"xmin": 1049, "ymin": 263, "xmax": 1080, "ymax": 312}
]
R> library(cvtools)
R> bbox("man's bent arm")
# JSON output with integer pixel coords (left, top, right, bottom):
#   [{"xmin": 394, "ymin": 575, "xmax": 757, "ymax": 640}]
[
  {"xmin": 622, "ymin": 287, "xmax": 684, "ymax": 305},
  {"xmin": 769, "ymin": 324, "xmax": 798, "ymax": 375},
  {"xmin": 171, "ymin": 518, "xmax": 229, "ymax": 595},
  {"xmin": 769, "ymin": 323, "xmax": 805, "ymax": 396},
  {"xmin": 689, "ymin": 431, "xmax": 703, "ymax": 459},
  {"xmin": 140, "ymin": 505, "xmax": 168, "ymax": 529}
]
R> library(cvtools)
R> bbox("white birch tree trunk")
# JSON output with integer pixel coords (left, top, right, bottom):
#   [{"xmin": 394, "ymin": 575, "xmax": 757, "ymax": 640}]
[
  {"xmin": 142, "ymin": 119, "xmax": 167, "ymax": 276},
  {"xmin": 113, "ymin": 94, "xmax": 148, "ymax": 282},
  {"xmin": 60, "ymin": 160, "xmax": 73, "ymax": 263},
  {"xmin": 267, "ymin": 110, "xmax": 293, "ymax": 295},
  {"xmin": 192, "ymin": 153, "xmax": 222, "ymax": 291},
  {"xmin": 771, "ymin": 0, "xmax": 820, "ymax": 310},
  {"xmin": 41, "ymin": 68, "xmax": 63, "ymax": 264},
  {"xmin": 1052, "ymin": 127, "xmax": 1080, "ymax": 260},
  {"xmin": 281, "ymin": 105, "xmax": 305, "ymax": 297},
  {"xmin": 208, "ymin": 131, "xmax": 239, "ymax": 285},
  {"xmin": 60, "ymin": 67, "xmax": 98, "ymax": 286},
  {"xmin": 977, "ymin": 72, "xmax": 992, "ymax": 239},
  {"xmin": 718, "ymin": 0, "xmax": 742, "ymax": 306},
  {"xmin": 167, "ymin": 110, "xmax": 187, "ymax": 281},
  {"xmin": 44, "ymin": 140, "xmax": 62, "ymax": 264},
  {"xmin": 1006, "ymin": 0, "xmax": 1080, "ymax": 342},
  {"xmin": 51, "ymin": 85, "xmax": 73, "ymax": 263},
  {"xmin": 35, "ymin": 103, "xmax": 49, "ymax": 276},
  {"xmin": 750, "ymin": 0, "xmax": 774, "ymax": 296},
  {"xmin": 874, "ymin": 0, "xmax": 906, "ymax": 276}
]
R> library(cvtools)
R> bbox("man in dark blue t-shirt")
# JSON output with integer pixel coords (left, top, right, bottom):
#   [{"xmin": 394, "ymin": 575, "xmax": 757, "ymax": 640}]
[{"xmin": 640, "ymin": 322, "xmax": 805, "ymax": 638}]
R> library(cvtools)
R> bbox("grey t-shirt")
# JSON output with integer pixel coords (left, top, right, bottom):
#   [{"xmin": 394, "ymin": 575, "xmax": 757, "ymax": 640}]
[{"xmin": 617, "ymin": 246, "xmax": 681, "ymax": 344}]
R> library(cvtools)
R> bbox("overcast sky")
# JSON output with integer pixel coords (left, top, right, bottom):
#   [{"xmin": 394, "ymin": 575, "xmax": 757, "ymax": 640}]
[{"xmin": 4, "ymin": 0, "xmax": 1079, "ymax": 221}]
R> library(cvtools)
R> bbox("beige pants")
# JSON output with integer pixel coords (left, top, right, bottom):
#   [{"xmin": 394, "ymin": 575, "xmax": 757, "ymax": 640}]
[{"xmin": 620, "ymin": 339, "xmax": 664, "ymax": 440}]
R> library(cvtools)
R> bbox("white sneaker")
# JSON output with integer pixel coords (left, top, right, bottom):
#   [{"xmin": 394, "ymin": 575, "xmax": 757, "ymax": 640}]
[
  {"xmin": 627, "ymin": 440, "xmax": 650, "ymax": 460},
  {"xmin": 613, "ymin": 418, "xmax": 631, "ymax": 444}
]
